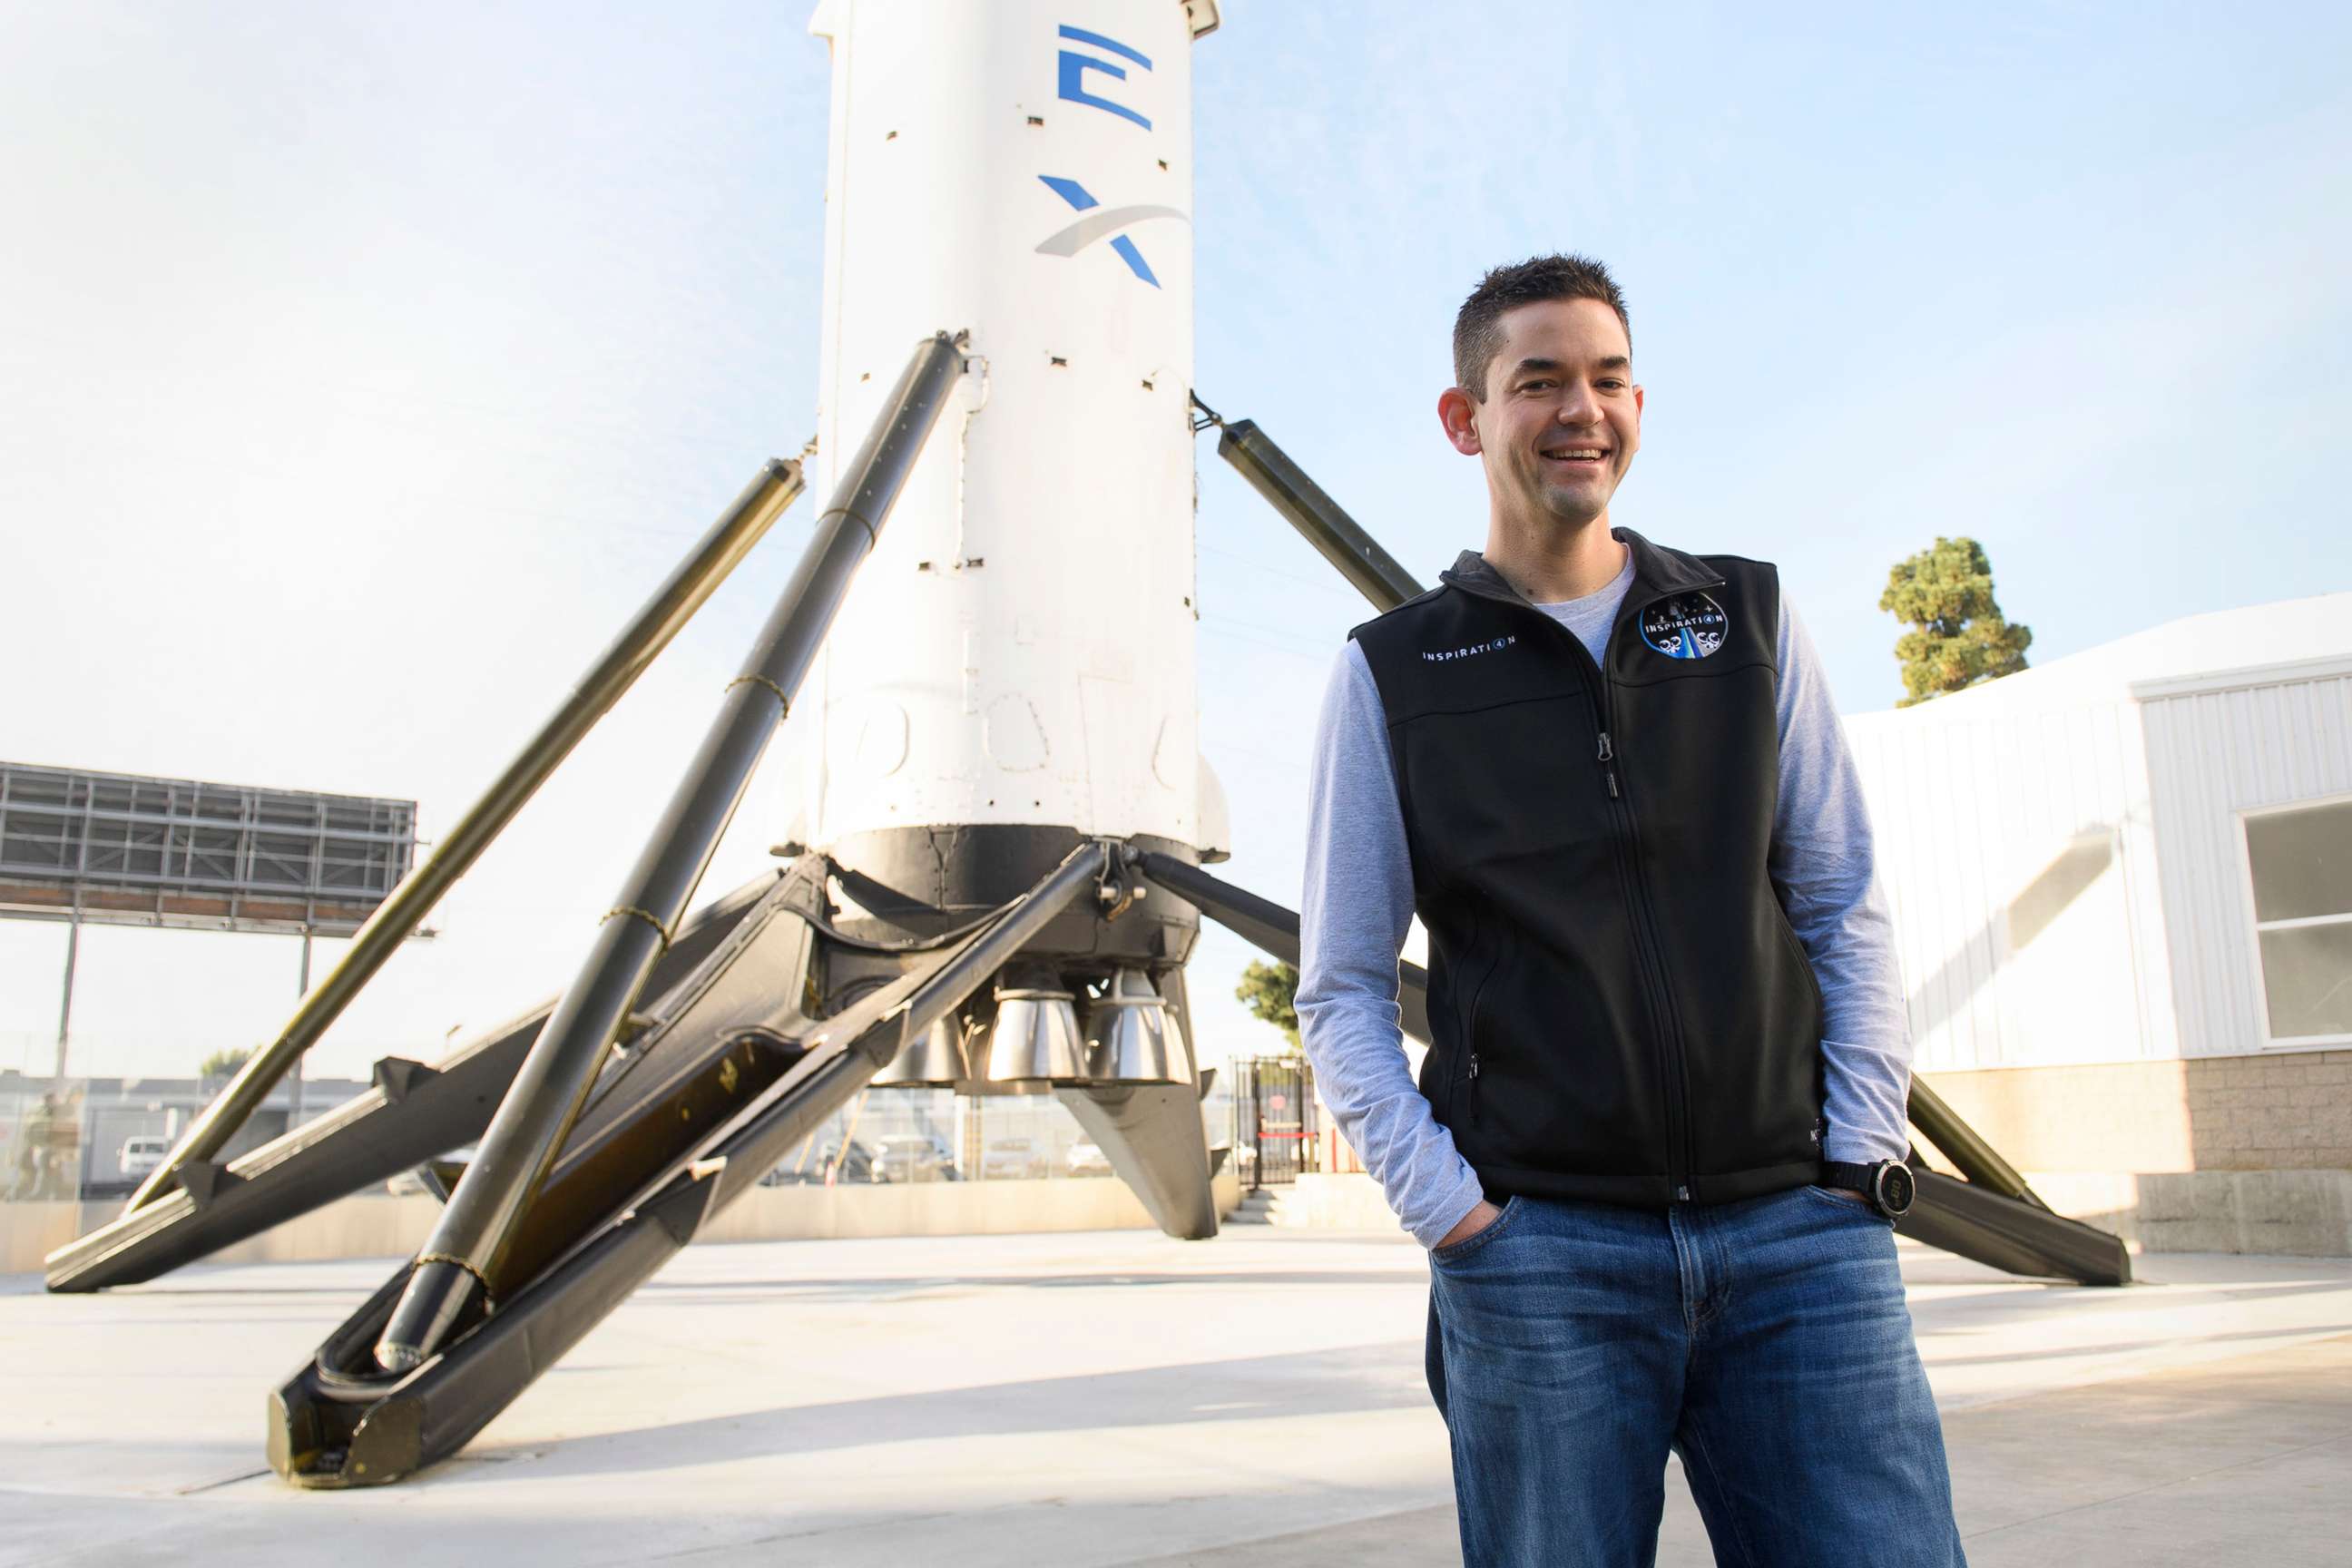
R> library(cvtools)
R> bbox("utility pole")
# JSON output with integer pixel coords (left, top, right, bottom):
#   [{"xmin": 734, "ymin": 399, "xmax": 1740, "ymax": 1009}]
[
  {"xmin": 54, "ymin": 897, "xmax": 81, "ymax": 1086},
  {"xmin": 291, "ymin": 932, "xmax": 312, "ymax": 1130}
]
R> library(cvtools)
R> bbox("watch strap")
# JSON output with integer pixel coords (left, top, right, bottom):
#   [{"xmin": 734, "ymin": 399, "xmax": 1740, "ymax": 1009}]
[{"xmin": 1818, "ymin": 1161, "xmax": 1877, "ymax": 1194}]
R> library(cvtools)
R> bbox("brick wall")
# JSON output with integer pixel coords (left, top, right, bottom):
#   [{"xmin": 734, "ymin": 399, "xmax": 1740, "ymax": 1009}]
[{"xmin": 2181, "ymin": 1050, "xmax": 2352, "ymax": 1170}]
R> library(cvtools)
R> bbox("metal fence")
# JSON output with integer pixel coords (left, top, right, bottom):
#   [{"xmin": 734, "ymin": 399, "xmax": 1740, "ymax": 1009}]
[
  {"xmin": 2, "ymin": 1068, "xmax": 374, "ymax": 1201},
  {"xmin": 1228, "ymin": 1054, "xmax": 1320, "ymax": 1190}
]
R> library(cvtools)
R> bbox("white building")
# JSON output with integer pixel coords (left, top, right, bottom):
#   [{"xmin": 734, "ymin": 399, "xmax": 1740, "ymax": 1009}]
[{"xmin": 1847, "ymin": 593, "xmax": 2352, "ymax": 1187}]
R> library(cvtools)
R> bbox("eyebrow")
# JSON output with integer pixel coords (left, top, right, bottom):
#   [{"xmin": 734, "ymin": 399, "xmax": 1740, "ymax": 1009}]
[{"xmin": 1511, "ymin": 355, "xmax": 1632, "ymax": 377}]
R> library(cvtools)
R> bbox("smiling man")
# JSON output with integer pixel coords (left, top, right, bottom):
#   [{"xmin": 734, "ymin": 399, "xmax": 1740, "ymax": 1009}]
[{"xmin": 1297, "ymin": 255, "xmax": 1965, "ymax": 1565}]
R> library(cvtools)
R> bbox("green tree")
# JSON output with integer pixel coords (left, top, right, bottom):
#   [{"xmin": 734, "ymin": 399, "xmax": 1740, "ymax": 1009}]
[
  {"xmin": 198, "ymin": 1046, "xmax": 253, "ymax": 1082},
  {"xmin": 1234, "ymin": 960, "xmax": 1301, "ymax": 1054},
  {"xmin": 1880, "ymin": 535, "xmax": 2033, "ymax": 708}
]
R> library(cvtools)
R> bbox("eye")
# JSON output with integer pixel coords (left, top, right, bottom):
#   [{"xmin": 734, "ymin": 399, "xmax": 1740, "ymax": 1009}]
[{"xmin": 1520, "ymin": 378, "xmax": 1555, "ymax": 393}]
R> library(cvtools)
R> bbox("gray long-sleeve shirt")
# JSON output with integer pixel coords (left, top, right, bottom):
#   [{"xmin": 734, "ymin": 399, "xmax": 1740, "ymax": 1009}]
[{"xmin": 1296, "ymin": 550, "xmax": 1911, "ymax": 1249}]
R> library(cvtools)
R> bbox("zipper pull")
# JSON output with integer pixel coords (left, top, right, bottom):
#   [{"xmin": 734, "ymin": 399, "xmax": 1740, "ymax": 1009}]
[
  {"xmin": 1597, "ymin": 731, "xmax": 1622, "ymax": 797},
  {"xmin": 1596, "ymin": 731, "xmax": 1614, "ymax": 762},
  {"xmin": 1468, "ymin": 1051, "xmax": 1480, "ymax": 1080}
]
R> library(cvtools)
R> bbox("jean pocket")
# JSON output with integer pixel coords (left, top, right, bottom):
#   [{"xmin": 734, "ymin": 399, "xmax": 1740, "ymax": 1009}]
[
  {"xmin": 1429, "ymin": 1195, "xmax": 1521, "ymax": 1265},
  {"xmin": 1798, "ymin": 1183, "xmax": 1891, "ymax": 1225}
]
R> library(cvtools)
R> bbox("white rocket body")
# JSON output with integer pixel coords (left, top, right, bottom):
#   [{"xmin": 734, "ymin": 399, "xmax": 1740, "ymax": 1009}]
[{"xmin": 797, "ymin": 0, "xmax": 1226, "ymax": 866}]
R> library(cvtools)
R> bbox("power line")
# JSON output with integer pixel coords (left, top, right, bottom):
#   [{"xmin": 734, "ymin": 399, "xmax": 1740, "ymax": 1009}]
[
  {"xmin": 1195, "ymin": 540, "xmax": 1365, "ymax": 603},
  {"xmin": 1196, "ymin": 622, "xmax": 1328, "ymax": 665}
]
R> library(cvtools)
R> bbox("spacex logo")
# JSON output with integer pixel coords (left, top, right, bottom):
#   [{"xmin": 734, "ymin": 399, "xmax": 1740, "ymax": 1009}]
[
  {"xmin": 1423, "ymin": 636, "xmax": 1518, "ymax": 663},
  {"xmin": 1036, "ymin": 176, "xmax": 1187, "ymax": 288},
  {"xmin": 1035, "ymin": 24, "xmax": 1187, "ymax": 288}
]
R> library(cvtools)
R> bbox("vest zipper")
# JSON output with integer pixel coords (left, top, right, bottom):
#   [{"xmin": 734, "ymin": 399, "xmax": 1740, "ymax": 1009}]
[
  {"xmin": 1590, "ymin": 678, "xmax": 1696, "ymax": 1202},
  {"xmin": 1613, "ymin": 766, "xmax": 1700, "ymax": 1202}
]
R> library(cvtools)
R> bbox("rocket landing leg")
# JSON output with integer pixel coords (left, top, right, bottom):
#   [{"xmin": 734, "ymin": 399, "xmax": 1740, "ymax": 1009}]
[
  {"xmin": 1056, "ymin": 958, "xmax": 1217, "ymax": 1240},
  {"xmin": 43, "ymin": 873, "xmax": 779, "ymax": 1295},
  {"xmin": 271, "ymin": 838, "xmax": 1114, "ymax": 1486},
  {"xmin": 1057, "ymin": 1083, "xmax": 1219, "ymax": 1240}
]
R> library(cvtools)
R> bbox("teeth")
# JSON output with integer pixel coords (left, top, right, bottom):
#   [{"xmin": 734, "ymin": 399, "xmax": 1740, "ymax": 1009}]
[{"xmin": 1546, "ymin": 449, "xmax": 1604, "ymax": 460}]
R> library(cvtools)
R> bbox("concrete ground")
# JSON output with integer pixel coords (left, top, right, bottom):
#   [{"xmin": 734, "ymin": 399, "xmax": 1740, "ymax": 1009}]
[{"xmin": 1, "ymin": 1228, "xmax": 2347, "ymax": 1566}]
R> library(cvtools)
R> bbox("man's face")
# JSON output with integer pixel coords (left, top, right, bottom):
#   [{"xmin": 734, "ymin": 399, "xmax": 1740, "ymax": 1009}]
[{"xmin": 1440, "ymin": 297, "xmax": 1642, "ymax": 533}]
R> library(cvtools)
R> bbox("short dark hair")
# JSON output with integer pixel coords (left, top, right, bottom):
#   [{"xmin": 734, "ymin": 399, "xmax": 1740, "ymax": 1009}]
[{"xmin": 1452, "ymin": 253, "xmax": 1631, "ymax": 398}]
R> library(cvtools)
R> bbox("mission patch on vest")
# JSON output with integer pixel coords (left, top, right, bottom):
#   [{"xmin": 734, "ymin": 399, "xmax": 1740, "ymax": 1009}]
[{"xmin": 1639, "ymin": 593, "xmax": 1728, "ymax": 660}]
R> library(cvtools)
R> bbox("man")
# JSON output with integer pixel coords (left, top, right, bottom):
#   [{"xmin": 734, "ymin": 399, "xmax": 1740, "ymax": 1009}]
[
  {"xmin": 13, "ymin": 1093, "xmax": 58, "ymax": 1201},
  {"xmin": 1297, "ymin": 254, "xmax": 1964, "ymax": 1566}
]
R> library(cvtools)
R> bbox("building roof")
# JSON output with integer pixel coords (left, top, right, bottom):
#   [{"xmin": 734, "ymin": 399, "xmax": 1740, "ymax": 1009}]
[{"xmin": 1851, "ymin": 591, "xmax": 2352, "ymax": 728}]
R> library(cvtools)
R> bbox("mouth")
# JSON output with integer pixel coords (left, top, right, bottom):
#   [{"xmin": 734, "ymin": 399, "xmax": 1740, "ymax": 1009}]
[{"xmin": 1539, "ymin": 445, "xmax": 1610, "ymax": 472}]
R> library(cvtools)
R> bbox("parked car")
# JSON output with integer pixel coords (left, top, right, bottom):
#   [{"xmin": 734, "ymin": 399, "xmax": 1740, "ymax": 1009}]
[
  {"xmin": 760, "ymin": 1140, "xmax": 884, "ymax": 1185},
  {"xmin": 980, "ymin": 1136, "xmax": 1049, "ymax": 1180},
  {"xmin": 872, "ymin": 1135, "xmax": 957, "ymax": 1183},
  {"xmin": 1064, "ymin": 1140, "xmax": 1112, "ymax": 1178},
  {"xmin": 119, "ymin": 1135, "xmax": 170, "ymax": 1180}
]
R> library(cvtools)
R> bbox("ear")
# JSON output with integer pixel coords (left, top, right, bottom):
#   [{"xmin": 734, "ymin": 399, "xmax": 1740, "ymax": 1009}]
[{"xmin": 1437, "ymin": 387, "xmax": 1482, "ymax": 456}]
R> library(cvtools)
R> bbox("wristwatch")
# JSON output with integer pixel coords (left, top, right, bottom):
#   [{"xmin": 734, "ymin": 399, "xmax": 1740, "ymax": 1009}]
[{"xmin": 1818, "ymin": 1159, "xmax": 1916, "ymax": 1220}]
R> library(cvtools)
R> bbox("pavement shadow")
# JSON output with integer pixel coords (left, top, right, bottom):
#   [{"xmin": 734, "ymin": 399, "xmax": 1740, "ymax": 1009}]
[
  {"xmin": 1927, "ymin": 1319, "xmax": 2352, "ymax": 1369},
  {"xmin": 446, "ymin": 1339, "xmax": 1434, "ymax": 1485},
  {"xmin": 635, "ymin": 1268, "xmax": 1428, "ymax": 1304}
]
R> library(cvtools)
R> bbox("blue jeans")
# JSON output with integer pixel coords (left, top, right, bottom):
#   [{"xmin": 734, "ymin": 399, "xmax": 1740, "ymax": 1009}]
[{"xmin": 1426, "ymin": 1186, "xmax": 1965, "ymax": 1566}]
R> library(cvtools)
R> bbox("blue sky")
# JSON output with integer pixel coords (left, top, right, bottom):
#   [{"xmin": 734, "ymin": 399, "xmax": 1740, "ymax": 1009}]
[{"xmin": 2, "ymin": 2, "xmax": 2346, "ymax": 1083}]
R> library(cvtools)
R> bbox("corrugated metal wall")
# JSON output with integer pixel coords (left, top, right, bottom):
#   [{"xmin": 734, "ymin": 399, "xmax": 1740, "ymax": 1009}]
[
  {"xmin": 1848, "ymin": 695, "xmax": 2178, "ymax": 1073},
  {"xmin": 2140, "ymin": 670, "xmax": 2352, "ymax": 1057}
]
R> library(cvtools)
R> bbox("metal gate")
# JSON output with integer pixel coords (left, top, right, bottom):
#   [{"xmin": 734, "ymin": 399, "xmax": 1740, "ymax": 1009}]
[{"xmin": 1230, "ymin": 1055, "xmax": 1319, "ymax": 1190}]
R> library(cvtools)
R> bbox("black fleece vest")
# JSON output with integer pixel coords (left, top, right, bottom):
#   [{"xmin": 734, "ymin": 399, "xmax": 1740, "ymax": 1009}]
[{"xmin": 1351, "ymin": 528, "xmax": 1825, "ymax": 1208}]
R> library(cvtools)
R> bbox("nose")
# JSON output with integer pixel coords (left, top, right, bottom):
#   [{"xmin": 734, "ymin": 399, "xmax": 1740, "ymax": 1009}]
[{"xmin": 1553, "ymin": 379, "xmax": 1601, "ymax": 427}]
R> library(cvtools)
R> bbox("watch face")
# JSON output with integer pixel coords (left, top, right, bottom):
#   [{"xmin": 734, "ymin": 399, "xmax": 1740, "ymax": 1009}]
[{"xmin": 1877, "ymin": 1163, "xmax": 1916, "ymax": 1217}]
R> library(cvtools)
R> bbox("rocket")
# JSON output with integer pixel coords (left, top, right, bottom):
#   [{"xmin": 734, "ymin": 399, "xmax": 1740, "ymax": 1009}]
[
  {"xmin": 794, "ymin": 0, "xmax": 1225, "ymax": 885},
  {"xmin": 774, "ymin": 0, "xmax": 1233, "ymax": 1226}
]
